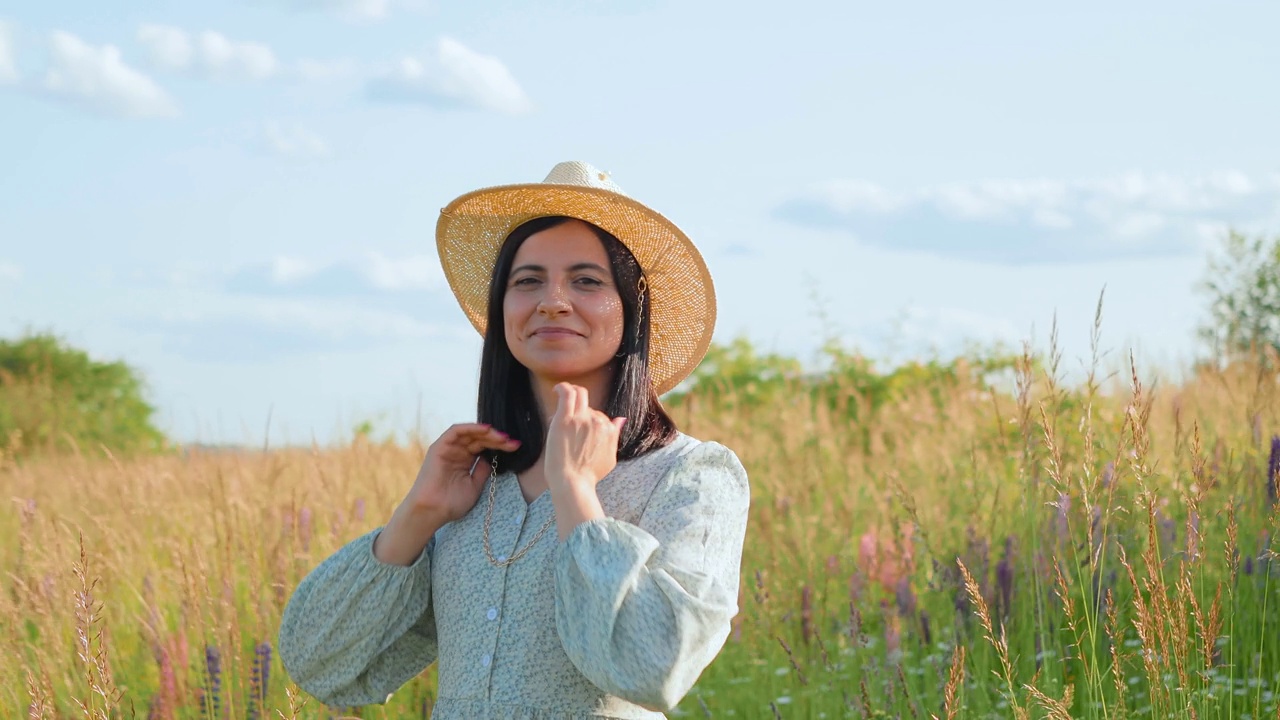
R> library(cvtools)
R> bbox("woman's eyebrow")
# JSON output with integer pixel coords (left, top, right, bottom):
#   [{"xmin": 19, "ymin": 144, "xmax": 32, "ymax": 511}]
[{"xmin": 512, "ymin": 262, "xmax": 608, "ymax": 274}]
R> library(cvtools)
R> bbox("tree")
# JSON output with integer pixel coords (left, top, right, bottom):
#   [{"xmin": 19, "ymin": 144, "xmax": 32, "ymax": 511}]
[
  {"xmin": 0, "ymin": 332, "xmax": 166, "ymax": 457},
  {"xmin": 1199, "ymin": 229, "xmax": 1280, "ymax": 364}
]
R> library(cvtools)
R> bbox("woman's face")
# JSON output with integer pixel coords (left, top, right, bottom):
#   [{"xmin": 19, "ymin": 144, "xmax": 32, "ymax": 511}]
[{"xmin": 503, "ymin": 219, "xmax": 625, "ymax": 389}]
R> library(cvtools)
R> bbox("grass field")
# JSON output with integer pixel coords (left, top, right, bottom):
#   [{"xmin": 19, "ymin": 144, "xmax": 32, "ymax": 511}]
[{"xmin": 4, "ymin": 335, "xmax": 1280, "ymax": 719}]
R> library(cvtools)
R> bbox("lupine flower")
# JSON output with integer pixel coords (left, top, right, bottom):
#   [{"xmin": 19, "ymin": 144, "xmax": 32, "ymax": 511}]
[
  {"xmin": 1157, "ymin": 511, "xmax": 1176, "ymax": 557},
  {"xmin": 894, "ymin": 576, "xmax": 916, "ymax": 618},
  {"xmin": 1053, "ymin": 492, "xmax": 1070, "ymax": 552},
  {"xmin": 1267, "ymin": 435, "xmax": 1280, "ymax": 503},
  {"xmin": 149, "ymin": 644, "xmax": 177, "ymax": 720},
  {"xmin": 257, "ymin": 641, "xmax": 272, "ymax": 700},
  {"xmin": 799, "ymin": 585, "xmax": 813, "ymax": 644},
  {"xmin": 204, "ymin": 645, "xmax": 222, "ymax": 719},
  {"xmin": 996, "ymin": 536, "xmax": 1015, "ymax": 620},
  {"xmin": 354, "ymin": 497, "xmax": 366, "ymax": 522},
  {"xmin": 247, "ymin": 641, "xmax": 272, "ymax": 720},
  {"xmin": 299, "ymin": 507, "xmax": 313, "ymax": 552}
]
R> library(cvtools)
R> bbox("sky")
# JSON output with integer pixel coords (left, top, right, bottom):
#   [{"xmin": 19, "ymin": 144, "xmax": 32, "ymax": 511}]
[{"xmin": 2, "ymin": 1, "xmax": 1279, "ymax": 446}]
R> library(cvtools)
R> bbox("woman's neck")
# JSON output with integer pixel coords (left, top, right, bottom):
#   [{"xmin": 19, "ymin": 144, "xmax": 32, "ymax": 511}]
[{"xmin": 531, "ymin": 370, "xmax": 612, "ymax": 425}]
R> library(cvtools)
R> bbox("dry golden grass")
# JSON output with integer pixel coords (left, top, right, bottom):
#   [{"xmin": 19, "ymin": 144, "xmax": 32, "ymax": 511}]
[{"xmin": 2, "ymin": 343, "xmax": 1279, "ymax": 717}]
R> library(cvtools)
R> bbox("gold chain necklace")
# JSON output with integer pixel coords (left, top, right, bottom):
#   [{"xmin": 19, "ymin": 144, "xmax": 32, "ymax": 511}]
[{"xmin": 482, "ymin": 455, "xmax": 557, "ymax": 568}]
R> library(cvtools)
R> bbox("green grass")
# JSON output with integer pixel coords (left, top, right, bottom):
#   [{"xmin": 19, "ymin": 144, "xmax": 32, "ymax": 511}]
[{"xmin": 3, "ymin": 341, "xmax": 1280, "ymax": 719}]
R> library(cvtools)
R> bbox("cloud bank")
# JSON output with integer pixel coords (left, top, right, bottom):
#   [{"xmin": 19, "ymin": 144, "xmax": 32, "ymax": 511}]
[
  {"xmin": 260, "ymin": 121, "xmax": 330, "ymax": 159},
  {"xmin": 366, "ymin": 37, "xmax": 532, "ymax": 115},
  {"xmin": 776, "ymin": 171, "xmax": 1280, "ymax": 265},
  {"xmin": 41, "ymin": 31, "xmax": 178, "ymax": 118},
  {"xmin": 0, "ymin": 20, "xmax": 17, "ymax": 84},
  {"xmin": 138, "ymin": 25, "xmax": 278, "ymax": 82},
  {"xmin": 223, "ymin": 253, "xmax": 446, "ymax": 296}
]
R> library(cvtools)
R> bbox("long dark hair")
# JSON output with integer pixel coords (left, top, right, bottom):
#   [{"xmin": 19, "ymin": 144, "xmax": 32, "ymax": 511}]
[{"xmin": 477, "ymin": 215, "xmax": 678, "ymax": 474}]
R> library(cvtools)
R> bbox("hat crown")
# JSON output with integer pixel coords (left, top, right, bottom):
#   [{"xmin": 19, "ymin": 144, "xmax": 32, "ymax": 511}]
[{"xmin": 542, "ymin": 161, "xmax": 627, "ymax": 196}]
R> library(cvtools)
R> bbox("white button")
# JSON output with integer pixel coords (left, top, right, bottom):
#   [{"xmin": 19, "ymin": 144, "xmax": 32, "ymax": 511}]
[
  {"xmin": 481, "ymin": 653, "xmax": 492, "ymax": 667},
  {"xmin": 496, "ymin": 554, "xmax": 506, "ymax": 563},
  {"xmin": 486, "ymin": 607, "xmax": 498, "ymax": 621},
  {"xmin": 513, "ymin": 516, "xmax": 522, "ymax": 525}
]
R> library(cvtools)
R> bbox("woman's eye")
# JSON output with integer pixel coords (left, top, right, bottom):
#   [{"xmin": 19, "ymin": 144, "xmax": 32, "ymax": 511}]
[
  {"xmin": 575, "ymin": 277, "xmax": 604, "ymax": 287},
  {"xmin": 512, "ymin": 277, "xmax": 539, "ymax": 286}
]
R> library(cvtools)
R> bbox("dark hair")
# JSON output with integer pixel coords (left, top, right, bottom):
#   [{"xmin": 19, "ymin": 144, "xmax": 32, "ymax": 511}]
[{"xmin": 477, "ymin": 215, "xmax": 678, "ymax": 474}]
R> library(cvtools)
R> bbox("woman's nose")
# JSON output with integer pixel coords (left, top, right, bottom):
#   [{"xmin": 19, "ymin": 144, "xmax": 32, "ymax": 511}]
[{"xmin": 537, "ymin": 283, "xmax": 571, "ymax": 315}]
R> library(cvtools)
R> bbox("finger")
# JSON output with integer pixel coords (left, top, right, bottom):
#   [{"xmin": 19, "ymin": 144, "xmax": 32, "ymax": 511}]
[
  {"xmin": 463, "ymin": 436, "xmax": 521, "ymax": 455},
  {"xmin": 569, "ymin": 384, "xmax": 587, "ymax": 418},
  {"xmin": 442, "ymin": 422, "xmax": 494, "ymax": 440},
  {"xmin": 553, "ymin": 383, "xmax": 571, "ymax": 421},
  {"xmin": 612, "ymin": 416, "xmax": 627, "ymax": 433}
]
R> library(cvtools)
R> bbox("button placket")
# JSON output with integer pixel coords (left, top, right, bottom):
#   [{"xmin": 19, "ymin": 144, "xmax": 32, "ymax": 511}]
[{"xmin": 483, "ymin": 473, "xmax": 524, "ymax": 697}]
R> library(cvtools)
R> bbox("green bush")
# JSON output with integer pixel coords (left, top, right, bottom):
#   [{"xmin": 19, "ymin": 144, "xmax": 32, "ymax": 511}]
[{"xmin": 0, "ymin": 332, "xmax": 166, "ymax": 457}]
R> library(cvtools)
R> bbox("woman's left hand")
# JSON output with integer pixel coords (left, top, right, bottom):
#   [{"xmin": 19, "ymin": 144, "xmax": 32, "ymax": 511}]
[{"xmin": 544, "ymin": 382, "xmax": 626, "ymax": 491}]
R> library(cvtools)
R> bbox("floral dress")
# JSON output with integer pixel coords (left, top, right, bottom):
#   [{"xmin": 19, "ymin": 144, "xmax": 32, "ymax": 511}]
[{"xmin": 277, "ymin": 433, "xmax": 751, "ymax": 719}]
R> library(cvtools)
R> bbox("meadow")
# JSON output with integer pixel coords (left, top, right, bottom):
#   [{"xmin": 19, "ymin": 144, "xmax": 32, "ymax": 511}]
[{"xmin": 4, "ymin": 327, "xmax": 1280, "ymax": 719}]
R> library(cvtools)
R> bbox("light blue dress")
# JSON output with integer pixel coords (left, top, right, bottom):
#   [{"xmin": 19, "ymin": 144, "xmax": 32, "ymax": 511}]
[{"xmin": 277, "ymin": 433, "xmax": 751, "ymax": 719}]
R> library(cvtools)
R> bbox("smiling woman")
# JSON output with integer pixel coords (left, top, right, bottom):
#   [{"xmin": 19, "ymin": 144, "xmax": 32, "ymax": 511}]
[{"xmin": 276, "ymin": 161, "xmax": 751, "ymax": 719}]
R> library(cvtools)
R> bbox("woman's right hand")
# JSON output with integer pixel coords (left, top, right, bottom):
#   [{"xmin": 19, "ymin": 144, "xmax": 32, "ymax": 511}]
[
  {"xmin": 405, "ymin": 423, "xmax": 522, "ymax": 523},
  {"xmin": 375, "ymin": 423, "xmax": 521, "ymax": 566}
]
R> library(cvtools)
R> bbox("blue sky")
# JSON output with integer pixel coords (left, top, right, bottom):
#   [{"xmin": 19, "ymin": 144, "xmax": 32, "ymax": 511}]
[{"xmin": 2, "ymin": 1, "xmax": 1278, "ymax": 445}]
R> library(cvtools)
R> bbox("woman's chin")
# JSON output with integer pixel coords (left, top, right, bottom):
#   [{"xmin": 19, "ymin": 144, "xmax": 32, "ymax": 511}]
[{"xmin": 525, "ymin": 362, "xmax": 610, "ymax": 386}]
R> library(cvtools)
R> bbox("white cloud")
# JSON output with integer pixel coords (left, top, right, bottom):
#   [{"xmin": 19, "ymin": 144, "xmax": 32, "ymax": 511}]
[
  {"xmin": 0, "ymin": 20, "xmax": 18, "ymax": 84},
  {"xmin": 225, "ymin": 253, "xmax": 445, "ymax": 295},
  {"xmin": 777, "ymin": 171, "xmax": 1280, "ymax": 265},
  {"xmin": 261, "ymin": 121, "xmax": 329, "ymax": 159},
  {"xmin": 147, "ymin": 300, "xmax": 457, "ymax": 362},
  {"xmin": 270, "ymin": 0, "xmax": 392, "ymax": 20},
  {"xmin": 42, "ymin": 31, "xmax": 178, "ymax": 118},
  {"xmin": 362, "ymin": 254, "xmax": 445, "ymax": 291},
  {"xmin": 136, "ymin": 24, "xmax": 191, "ymax": 72},
  {"xmin": 367, "ymin": 37, "xmax": 532, "ymax": 115},
  {"xmin": 0, "ymin": 261, "xmax": 21, "ymax": 282},
  {"xmin": 137, "ymin": 25, "xmax": 278, "ymax": 82}
]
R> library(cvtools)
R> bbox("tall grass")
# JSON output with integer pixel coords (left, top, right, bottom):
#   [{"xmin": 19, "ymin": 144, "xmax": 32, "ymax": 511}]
[{"xmin": 3, "ymin": 330, "xmax": 1279, "ymax": 718}]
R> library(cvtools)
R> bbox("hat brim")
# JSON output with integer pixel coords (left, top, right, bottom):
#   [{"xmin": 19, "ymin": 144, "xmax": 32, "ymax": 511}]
[{"xmin": 436, "ymin": 183, "xmax": 716, "ymax": 396}]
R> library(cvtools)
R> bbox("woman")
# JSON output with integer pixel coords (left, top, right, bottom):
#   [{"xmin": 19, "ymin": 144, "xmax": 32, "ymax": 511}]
[{"xmin": 278, "ymin": 161, "xmax": 751, "ymax": 719}]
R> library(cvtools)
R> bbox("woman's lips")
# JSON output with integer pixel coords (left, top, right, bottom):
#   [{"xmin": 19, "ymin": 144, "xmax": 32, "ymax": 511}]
[{"xmin": 533, "ymin": 328, "xmax": 580, "ymax": 337}]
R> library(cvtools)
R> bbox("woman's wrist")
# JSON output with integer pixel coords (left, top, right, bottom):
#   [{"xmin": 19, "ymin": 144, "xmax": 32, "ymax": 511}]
[
  {"xmin": 374, "ymin": 501, "xmax": 446, "ymax": 566},
  {"xmin": 551, "ymin": 481, "xmax": 605, "ymax": 541}
]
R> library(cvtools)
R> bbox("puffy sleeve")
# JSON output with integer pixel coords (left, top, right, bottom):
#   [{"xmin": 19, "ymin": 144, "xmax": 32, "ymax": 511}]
[
  {"xmin": 278, "ymin": 528, "xmax": 437, "ymax": 708},
  {"xmin": 552, "ymin": 441, "xmax": 751, "ymax": 711}
]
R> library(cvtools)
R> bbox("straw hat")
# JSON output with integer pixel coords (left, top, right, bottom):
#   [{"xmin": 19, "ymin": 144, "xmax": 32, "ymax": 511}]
[{"xmin": 436, "ymin": 161, "xmax": 716, "ymax": 396}]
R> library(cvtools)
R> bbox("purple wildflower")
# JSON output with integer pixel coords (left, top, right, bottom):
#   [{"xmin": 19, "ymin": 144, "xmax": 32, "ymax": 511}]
[
  {"xmin": 248, "ymin": 641, "xmax": 272, "ymax": 720},
  {"xmin": 996, "ymin": 536, "xmax": 1015, "ymax": 620},
  {"xmin": 1268, "ymin": 435, "xmax": 1279, "ymax": 503},
  {"xmin": 800, "ymin": 585, "xmax": 813, "ymax": 645},
  {"xmin": 299, "ymin": 507, "xmax": 313, "ymax": 552},
  {"xmin": 354, "ymin": 497, "xmax": 366, "ymax": 523},
  {"xmin": 894, "ymin": 576, "xmax": 916, "ymax": 618},
  {"xmin": 1053, "ymin": 492, "xmax": 1070, "ymax": 551},
  {"xmin": 204, "ymin": 645, "xmax": 222, "ymax": 720}
]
